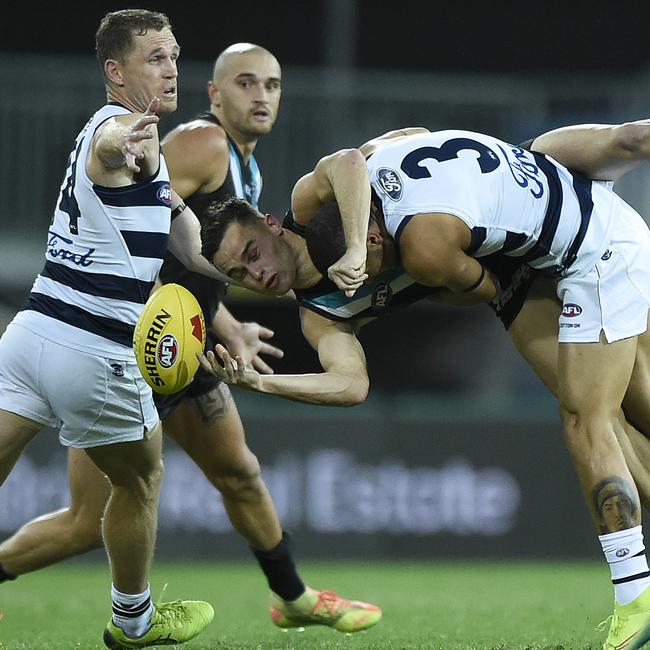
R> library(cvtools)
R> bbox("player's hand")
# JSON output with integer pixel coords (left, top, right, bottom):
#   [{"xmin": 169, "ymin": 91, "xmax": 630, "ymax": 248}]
[
  {"xmin": 223, "ymin": 322, "xmax": 284, "ymax": 374},
  {"xmin": 198, "ymin": 345, "xmax": 262, "ymax": 391},
  {"xmin": 327, "ymin": 247, "xmax": 368, "ymax": 297},
  {"xmin": 122, "ymin": 97, "xmax": 160, "ymax": 173}
]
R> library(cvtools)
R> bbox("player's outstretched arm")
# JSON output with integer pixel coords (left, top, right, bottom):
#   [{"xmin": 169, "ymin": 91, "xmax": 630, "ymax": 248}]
[
  {"xmin": 89, "ymin": 97, "xmax": 161, "ymax": 178},
  {"xmin": 167, "ymin": 191, "xmax": 231, "ymax": 282},
  {"xmin": 530, "ymin": 119, "xmax": 650, "ymax": 181},
  {"xmin": 198, "ymin": 308, "xmax": 369, "ymax": 406}
]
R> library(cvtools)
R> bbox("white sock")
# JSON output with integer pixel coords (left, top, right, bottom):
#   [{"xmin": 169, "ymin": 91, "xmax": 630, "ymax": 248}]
[
  {"xmin": 600, "ymin": 526, "xmax": 650, "ymax": 605},
  {"xmin": 111, "ymin": 584, "xmax": 154, "ymax": 638}
]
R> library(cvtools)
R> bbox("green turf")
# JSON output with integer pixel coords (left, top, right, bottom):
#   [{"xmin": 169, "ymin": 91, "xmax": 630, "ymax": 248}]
[{"xmin": 0, "ymin": 560, "xmax": 615, "ymax": 649}]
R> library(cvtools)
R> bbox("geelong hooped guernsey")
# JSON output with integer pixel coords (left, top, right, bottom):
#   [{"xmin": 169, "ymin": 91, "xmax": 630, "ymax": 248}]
[
  {"xmin": 16, "ymin": 103, "xmax": 172, "ymax": 360},
  {"xmin": 366, "ymin": 130, "xmax": 617, "ymax": 279}
]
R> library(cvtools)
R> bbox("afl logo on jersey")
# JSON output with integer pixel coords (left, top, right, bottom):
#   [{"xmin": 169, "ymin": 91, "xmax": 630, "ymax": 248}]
[
  {"xmin": 158, "ymin": 333, "xmax": 178, "ymax": 368},
  {"xmin": 562, "ymin": 303, "xmax": 582, "ymax": 318},
  {"xmin": 157, "ymin": 182, "xmax": 172, "ymax": 206},
  {"xmin": 376, "ymin": 168, "xmax": 403, "ymax": 201},
  {"xmin": 371, "ymin": 283, "xmax": 393, "ymax": 310}
]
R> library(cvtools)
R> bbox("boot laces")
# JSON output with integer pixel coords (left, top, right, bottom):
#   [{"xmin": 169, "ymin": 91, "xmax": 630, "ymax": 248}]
[
  {"xmin": 151, "ymin": 584, "xmax": 187, "ymax": 627},
  {"xmin": 312, "ymin": 590, "xmax": 345, "ymax": 618}
]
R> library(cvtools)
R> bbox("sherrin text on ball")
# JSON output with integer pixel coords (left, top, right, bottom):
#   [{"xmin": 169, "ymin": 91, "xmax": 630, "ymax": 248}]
[{"xmin": 133, "ymin": 283, "xmax": 206, "ymax": 394}]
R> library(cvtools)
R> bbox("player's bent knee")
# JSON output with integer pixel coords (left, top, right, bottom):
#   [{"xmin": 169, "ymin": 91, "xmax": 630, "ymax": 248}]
[
  {"xmin": 46, "ymin": 507, "xmax": 103, "ymax": 553},
  {"xmin": 108, "ymin": 458, "xmax": 164, "ymax": 498},
  {"xmin": 210, "ymin": 455, "xmax": 265, "ymax": 498},
  {"xmin": 70, "ymin": 517, "xmax": 104, "ymax": 552},
  {"xmin": 560, "ymin": 406, "xmax": 622, "ymax": 448}
]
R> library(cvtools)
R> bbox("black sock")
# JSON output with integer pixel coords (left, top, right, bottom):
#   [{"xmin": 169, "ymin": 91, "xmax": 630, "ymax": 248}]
[
  {"xmin": 0, "ymin": 562, "xmax": 16, "ymax": 583},
  {"xmin": 251, "ymin": 531, "xmax": 305, "ymax": 601}
]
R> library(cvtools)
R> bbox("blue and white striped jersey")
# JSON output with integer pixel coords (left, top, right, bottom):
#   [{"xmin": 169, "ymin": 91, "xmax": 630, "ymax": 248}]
[
  {"xmin": 16, "ymin": 103, "xmax": 172, "ymax": 360},
  {"xmin": 366, "ymin": 130, "xmax": 617, "ymax": 279}
]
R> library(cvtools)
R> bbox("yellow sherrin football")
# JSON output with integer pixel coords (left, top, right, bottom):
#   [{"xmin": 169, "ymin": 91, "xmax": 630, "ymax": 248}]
[{"xmin": 133, "ymin": 283, "xmax": 206, "ymax": 394}]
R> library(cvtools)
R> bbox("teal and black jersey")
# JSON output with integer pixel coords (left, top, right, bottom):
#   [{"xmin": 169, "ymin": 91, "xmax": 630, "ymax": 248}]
[
  {"xmin": 159, "ymin": 112, "xmax": 262, "ymax": 328},
  {"xmin": 155, "ymin": 113, "xmax": 262, "ymax": 416},
  {"xmin": 284, "ymin": 210, "xmax": 437, "ymax": 322},
  {"xmin": 284, "ymin": 210, "xmax": 535, "ymax": 329},
  {"xmin": 181, "ymin": 112, "xmax": 261, "ymax": 220}
]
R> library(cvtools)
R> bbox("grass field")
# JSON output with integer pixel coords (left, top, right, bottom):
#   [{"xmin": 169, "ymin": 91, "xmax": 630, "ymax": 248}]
[{"xmin": 0, "ymin": 560, "xmax": 615, "ymax": 649}]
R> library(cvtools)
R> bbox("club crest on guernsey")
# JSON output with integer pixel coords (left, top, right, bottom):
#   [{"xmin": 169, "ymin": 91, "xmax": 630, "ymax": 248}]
[{"xmin": 376, "ymin": 168, "xmax": 403, "ymax": 201}]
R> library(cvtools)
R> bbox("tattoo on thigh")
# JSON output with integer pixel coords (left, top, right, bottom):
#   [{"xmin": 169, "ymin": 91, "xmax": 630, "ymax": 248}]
[
  {"xmin": 190, "ymin": 384, "xmax": 232, "ymax": 424},
  {"xmin": 592, "ymin": 476, "xmax": 639, "ymax": 534}
]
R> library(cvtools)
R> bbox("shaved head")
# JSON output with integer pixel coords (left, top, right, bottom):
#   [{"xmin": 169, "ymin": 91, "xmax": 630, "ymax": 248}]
[
  {"xmin": 212, "ymin": 43, "xmax": 277, "ymax": 83},
  {"xmin": 208, "ymin": 42, "xmax": 281, "ymax": 139}
]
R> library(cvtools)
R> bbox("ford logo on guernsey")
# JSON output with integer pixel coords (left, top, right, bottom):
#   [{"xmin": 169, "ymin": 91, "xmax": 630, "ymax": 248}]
[
  {"xmin": 157, "ymin": 182, "xmax": 172, "ymax": 206},
  {"xmin": 376, "ymin": 168, "xmax": 403, "ymax": 201},
  {"xmin": 562, "ymin": 303, "xmax": 582, "ymax": 318},
  {"xmin": 158, "ymin": 333, "xmax": 178, "ymax": 368}
]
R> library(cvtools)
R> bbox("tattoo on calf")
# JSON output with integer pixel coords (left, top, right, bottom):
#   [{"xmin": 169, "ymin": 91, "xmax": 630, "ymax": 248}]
[
  {"xmin": 592, "ymin": 476, "xmax": 640, "ymax": 534},
  {"xmin": 191, "ymin": 384, "xmax": 232, "ymax": 424}
]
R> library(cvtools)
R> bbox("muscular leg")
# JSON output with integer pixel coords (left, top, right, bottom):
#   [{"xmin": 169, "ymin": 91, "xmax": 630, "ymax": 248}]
[
  {"xmin": 509, "ymin": 278, "xmax": 650, "ymax": 508},
  {"xmin": 0, "ymin": 448, "xmax": 108, "ymax": 576},
  {"xmin": 163, "ymin": 385, "xmax": 282, "ymax": 551},
  {"xmin": 0, "ymin": 410, "xmax": 41, "ymax": 485},
  {"xmin": 558, "ymin": 335, "xmax": 639, "ymax": 531},
  {"xmin": 621, "ymin": 320, "xmax": 650, "ymax": 437},
  {"xmin": 163, "ymin": 384, "xmax": 382, "ymax": 631},
  {"xmin": 85, "ymin": 425, "xmax": 164, "ymax": 594}
]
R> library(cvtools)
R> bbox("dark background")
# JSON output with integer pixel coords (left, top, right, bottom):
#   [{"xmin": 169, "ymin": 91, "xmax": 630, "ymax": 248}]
[{"xmin": 4, "ymin": 1, "xmax": 650, "ymax": 74}]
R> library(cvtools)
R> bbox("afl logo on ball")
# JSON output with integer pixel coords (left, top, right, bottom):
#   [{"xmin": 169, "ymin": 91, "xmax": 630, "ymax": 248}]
[
  {"xmin": 562, "ymin": 303, "xmax": 582, "ymax": 318},
  {"xmin": 376, "ymin": 168, "xmax": 403, "ymax": 201},
  {"xmin": 158, "ymin": 334, "xmax": 178, "ymax": 368},
  {"xmin": 372, "ymin": 283, "xmax": 393, "ymax": 310}
]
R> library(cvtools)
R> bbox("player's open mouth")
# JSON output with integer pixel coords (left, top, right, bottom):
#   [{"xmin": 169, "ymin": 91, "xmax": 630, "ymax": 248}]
[
  {"xmin": 253, "ymin": 110, "xmax": 269, "ymax": 120},
  {"xmin": 265, "ymin": 273, "xmax": 277, "ymax": 290},
  {"xmin": 162, "ymin": 88, "xmax": 176, "ymax": 97}
]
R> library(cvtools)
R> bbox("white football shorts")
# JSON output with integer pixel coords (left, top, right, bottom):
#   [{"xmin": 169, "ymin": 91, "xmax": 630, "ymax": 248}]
[
  {"xmin": 557, "ymin": 199, "xmax": 650, "ymax": 343},
  {"xmin": 0, "ymin": 321, "xmax": 159, "ymax": 448}
]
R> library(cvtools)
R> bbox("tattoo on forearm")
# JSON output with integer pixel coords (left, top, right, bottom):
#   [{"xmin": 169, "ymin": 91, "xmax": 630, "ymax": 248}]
[{"xmin": 592, "ymin": 476, "xmax": 640, "ymax": 534}]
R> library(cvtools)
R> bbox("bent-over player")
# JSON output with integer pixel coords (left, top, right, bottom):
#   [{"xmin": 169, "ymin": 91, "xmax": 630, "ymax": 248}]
[{"xmin": 199, "ymin": 120, "xmax": 650, "ymax": 650}]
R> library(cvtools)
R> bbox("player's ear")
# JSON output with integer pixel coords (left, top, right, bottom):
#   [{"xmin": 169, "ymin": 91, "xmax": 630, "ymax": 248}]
[
  {"xmin": 208, "ymin": 80, "xmax": 221, "ymax": 107},
  {"xmin": 105, "ymin": 59, "xmax": 124, "ymax": 86},
  {"xmin": 367, "ymin": 230, "xmax": 383, "ymax": 249},
  {"xmin": 264, "ymin": 213, "xmax": 282, "ymax": 233}
]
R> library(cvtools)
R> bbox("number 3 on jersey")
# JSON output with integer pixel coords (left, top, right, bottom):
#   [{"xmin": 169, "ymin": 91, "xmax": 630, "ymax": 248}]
[{"xmin": 400, "ymin": 137, "xmax": 501, "ymax": 179}]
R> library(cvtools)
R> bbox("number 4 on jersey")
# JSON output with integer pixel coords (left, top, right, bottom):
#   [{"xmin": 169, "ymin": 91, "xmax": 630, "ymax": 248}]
[{"xmin": 57, "ymin": 140, "xmax": 83, "ymax": 234}]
